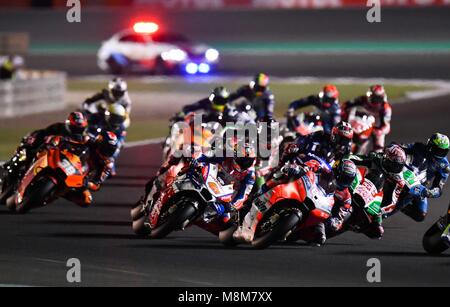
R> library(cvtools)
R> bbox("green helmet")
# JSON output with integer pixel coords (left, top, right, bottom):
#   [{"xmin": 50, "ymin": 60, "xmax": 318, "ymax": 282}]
[{"xmin": 427, "ymin": 133, "xmax": 449, "ymax": 159}]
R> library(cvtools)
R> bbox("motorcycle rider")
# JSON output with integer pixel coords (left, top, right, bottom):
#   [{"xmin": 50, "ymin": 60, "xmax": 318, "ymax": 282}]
[
  {"xmin": 229, "ymin": 73, "xmax": 275, "ymax": 123},
  {"xmin": 139, "ymin": 141, "xmax": 256, "ymax": 223},
  {"xmin": 281, "ymin": 121, "xmax": 354, "ymax": 166},
  {"xmin": 82, "ymin": 77, "xmax": 131, "ymax": 128},
  {"xmin": 350, "ymin": 144, "xmax": 407, "ymax": 239},
  {"xmin": 395, "ymin": 133, "xmax": 449, "ymax": 222},
  {"xmin": 178, "ymin": 86, "xmax": 254, "ymax": 125},
  {"xmin": 286, "ymin": 84, "xmax": 341, "ymax": 134},
  {"xmin": 3, "ymin": 112, "xmax": 117, "ymax": 207},
  {"xmin": 342, "ymin": 85, "xmax": 392, "ymax": 152}
]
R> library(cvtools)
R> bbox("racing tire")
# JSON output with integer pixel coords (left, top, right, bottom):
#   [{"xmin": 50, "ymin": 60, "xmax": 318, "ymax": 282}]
[
  {"xmin": 219, "ymin": 224, "xmax": 239, "ymax": 247},
  {"xmin": 422, "ymin": 218, "xmax": 449, "ymax": 255},
  {"xmin": 150, "ymin": 203, "xmax": 197, "ymax": 239},
  {"xmin": 252, "ymin": 211, "xmax": 301, "ymax": 250},
  {"xmin": 16, "ymin": 178, "xmax": 56, "ymax": 214}
]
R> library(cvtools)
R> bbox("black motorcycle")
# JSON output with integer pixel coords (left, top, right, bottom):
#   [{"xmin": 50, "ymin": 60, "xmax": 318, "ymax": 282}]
[{"xmin": 422, "ymin": 202, "xmax": 450, "ymax": 255}]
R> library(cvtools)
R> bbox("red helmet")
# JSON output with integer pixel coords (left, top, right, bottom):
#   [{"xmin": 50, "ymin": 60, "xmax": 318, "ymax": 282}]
[
  {"xmin": 331, "ymin": 121, "xmax": 354, "ymax": 154},
  {"xmin": 319, "ymin": 84, "xmax": 339, "ymax": 108},
  {"xmin": 66, "ymin": 112, "xmax": 88, "ymax": 137},
  {"xmin": 382, "ymin": 144, "xmax": 406, "ymax": 174},
  {"xmin": 367, "ymin": 85, "xmax": 387, "ymax": 106}
]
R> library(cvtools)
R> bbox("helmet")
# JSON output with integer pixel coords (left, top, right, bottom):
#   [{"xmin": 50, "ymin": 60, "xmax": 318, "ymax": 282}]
[
  {"xmin": 427, "ymin": 133, "xmax": 449, "ymax": 160},
  {"xmin": 250, "ymin": 73, "xmax": 269, "ymax": 94},
  {"xmin": 208, "ymin": 86, "xmax": 230, "ymax": 112},
  {"xmin": 233, "ymin": 142, "xmax": 256, "ymax": 171},
  {"xmin": 108, "ymin": 77, "xmax": 128, "ymax": 100},
  {"xmin": 367, "ymin": 85, "xmax": 387, "ymax": 106},
  {"xmin": 106, "ymin": 104, "xmax": 127, "ymax": 130},
  {"xmin": 319, "ymin": 84, "xmax": 339, "ymax": 108},
  {"xmin": 381, "ymin": 144, "xmax": 406, "ymax": 175},
  {"xmin": 96, "ymin": 131, "xmax": 119, "ymax": 158},
  {"xmin": 335, "ymin": 159, "xmax": 357, "ymax": 189},
  {"xmin": 330, "ymin": 122, "xmax": 354, "ymax": 153},
  {"xmin": 66, "ymin": 112, "xmax": 88, "ymax": 140}
]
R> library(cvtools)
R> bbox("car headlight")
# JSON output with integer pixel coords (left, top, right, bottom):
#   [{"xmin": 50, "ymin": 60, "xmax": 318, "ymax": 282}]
[
  {"xmin": 205, "ymin": 48, "xmax": 219, "ymax": 62},
  {"xmin": 161, "ymin": 49, "xmax": 188, "ymax": 62}
]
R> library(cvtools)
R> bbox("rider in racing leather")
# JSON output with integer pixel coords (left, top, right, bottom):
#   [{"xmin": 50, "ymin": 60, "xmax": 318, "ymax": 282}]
[
  {"xmin": 178, "ymin": 86, "xmax": 254, "ymax": 125},
  {"xmin": 3, "ymin": 112, "xmax": 116, "ymax": 207},
  {"xmin": 281, "ymin": 121, "xmax": 354, "ymax": 166},
  {"xmin": 83, "ymin": 77, "xmax": 132, "ymax": 128},
  {"xmin": 395, "ymin": 133, "xmax": 450, "ymax": 222},
  {"xmin": 140, "ymin": 142, "xmax": 256, "ymax": 223},
  {"xmin": 350, "ymin": 144, "xmax": 407, "ymax": 239},
  {"xmin": 342, "ymin": 85, "xmax": 392, "ymax": 152},
  {"xmin": 228, "ymin": 73, "xmax": 275, "ymax": 123},
  {"xmin": 286, "ymin": 84, "xmax": 341, "ymax": 134}
]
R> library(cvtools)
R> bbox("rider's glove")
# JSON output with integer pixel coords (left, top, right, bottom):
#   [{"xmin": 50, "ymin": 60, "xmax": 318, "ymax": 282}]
[
  {"xmin": 285, "ymin": 144, "xmax": 300, "ymax": 156},
  {"xmin": 283, "ymin": 166, "xmax": 303, "ymax": 178},
  {"xmin": 410, "ymin": 185, "xmax": 429, "ymax": 199}
]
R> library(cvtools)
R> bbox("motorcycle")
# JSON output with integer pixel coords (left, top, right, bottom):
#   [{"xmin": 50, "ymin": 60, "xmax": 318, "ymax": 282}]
[
  {"xmin": 4, "ymin": 137, "xmax": 91, "ymax": 213},
  {"xmin": 348, "ymin": 109, "xmax": 375, "ymax": 155},
  {"xmin": 223, "ymin": 153, "xmax": 335, "ymax": 249},
  {"xmin": 422, "ymin": 204, "xmax": 449, "ymax": 255},
  {"xmin": 131, "ymin": 162, "xmax": 238, "ymax": 239}
]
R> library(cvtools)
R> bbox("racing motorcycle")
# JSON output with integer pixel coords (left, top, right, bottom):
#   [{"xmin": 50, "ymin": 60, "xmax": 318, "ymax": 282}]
[
  {"xmin": 348, "ymin": 110, "xmax": 375, "ymax": 155},
  {"xmin": 131, "ymin": 161, "xmax": 239, "ymax": 239},
  {"xmin": 3, "ymin": 136, "xmax": 91, "ymax": 213},
  {"xmin": 422, "ymin": 204, "xmax": 449, "ymax": 255},
  {"xmin": 221, "ymin": 154, "xmax": 335, "ymax": 249}
]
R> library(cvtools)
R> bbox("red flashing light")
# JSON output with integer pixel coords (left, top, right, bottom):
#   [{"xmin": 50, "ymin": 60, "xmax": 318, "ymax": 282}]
[{"xmin": 133, "ymin": 22, "xmax": 159, "ymax": 34}]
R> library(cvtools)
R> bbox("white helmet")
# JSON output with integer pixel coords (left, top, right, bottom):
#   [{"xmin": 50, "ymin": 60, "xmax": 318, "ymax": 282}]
[{"xmin": 108, "ymin": 78, "xmax": 128, "ymax": 99}]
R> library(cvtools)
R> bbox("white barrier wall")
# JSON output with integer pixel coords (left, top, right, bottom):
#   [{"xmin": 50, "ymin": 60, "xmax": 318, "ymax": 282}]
[{"xmin": 0, "ymin": 71, "xmax": 66, "ymax": 118}]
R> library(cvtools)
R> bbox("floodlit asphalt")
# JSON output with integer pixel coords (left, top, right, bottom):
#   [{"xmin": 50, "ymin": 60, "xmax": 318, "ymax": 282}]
[{"xmin": 0, "ymin": 95, "xmax": 449, "ymax": 287}]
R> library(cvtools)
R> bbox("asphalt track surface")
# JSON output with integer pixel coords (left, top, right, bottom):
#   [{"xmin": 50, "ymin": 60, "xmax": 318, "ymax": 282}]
[{"xmin": 0, "ymin": 94, "xmax": 450, "ymax": 287}]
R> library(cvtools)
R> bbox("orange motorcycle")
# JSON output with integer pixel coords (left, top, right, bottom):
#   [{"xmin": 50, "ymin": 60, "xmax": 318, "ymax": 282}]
[{"xmin": 5, "ymin": 137, "xmax": 90, "ymax": 213}]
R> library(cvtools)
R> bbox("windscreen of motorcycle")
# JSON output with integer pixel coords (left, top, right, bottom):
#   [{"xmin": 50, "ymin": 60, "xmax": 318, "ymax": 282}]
[{"xmin": 205, "ymin": 164, "xmax": 235, "ymax": 200}]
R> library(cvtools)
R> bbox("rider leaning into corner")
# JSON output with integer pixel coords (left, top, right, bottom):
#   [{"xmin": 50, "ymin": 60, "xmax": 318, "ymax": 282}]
[
  {"xmin": 394, "ymin": 133, "xmax": 450, "ymax": 222},
  {"xmin": 228, "ymin": 73, "xmax": 276, "ymax": 123},
  {"xmin": 246, "ymin": 122, "xmax": 355, "ymax": 245},
  {"xmin": 3, "ymin": 112, "xmax": 118, "ymax": 207},
  {"xmin": 83, "ymin": 77, "xmax": 132, "ymax": 129},
  {"xmin": 350, "ymin": 144, "xmax": 407, "ymax": 239},
  {"xmin": 342, "ymin": 85, "xmax": 392, "ymax": 152},
  {"xmin": 140, "ymin": 141, "xmax": 256, "ymax": 224},
  {"xmin": 286, "ymin": 84, "xmax": 341, "ymax": 134}
]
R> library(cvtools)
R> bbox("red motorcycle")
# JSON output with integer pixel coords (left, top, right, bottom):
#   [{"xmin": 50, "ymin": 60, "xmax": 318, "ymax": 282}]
[{"xmin": 223, "ymin": 155, "xmax": 335, "ymax": 249}]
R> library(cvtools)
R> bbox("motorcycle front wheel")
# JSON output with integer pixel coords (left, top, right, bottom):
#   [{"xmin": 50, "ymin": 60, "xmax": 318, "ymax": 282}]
[
  {"xmin": 422, "ymin": 217, "xmax": 449, "ymax": 255},
  {"xmin": 252, "ymin": 210, "xmax": 301, "ymax": 250},
  {"xmin": 150, "ymin": 200, "xmax": 198, "ymax": 239},
  {"xmin": 15, "ymin": 177, "xmax": 56, "ymax": 214}
]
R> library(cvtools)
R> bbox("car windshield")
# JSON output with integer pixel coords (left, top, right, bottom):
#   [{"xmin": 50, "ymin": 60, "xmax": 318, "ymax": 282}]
[
  {"xmin": 151, "ymin": 33, "xmax": 190, "ymax": 43},
  {"xmin": 119, "ymin": 34, "xmax": 150, "ymax": 44}
]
